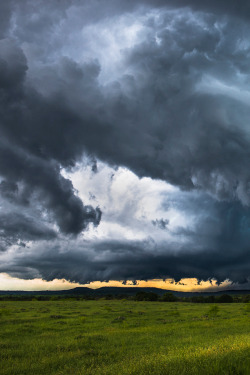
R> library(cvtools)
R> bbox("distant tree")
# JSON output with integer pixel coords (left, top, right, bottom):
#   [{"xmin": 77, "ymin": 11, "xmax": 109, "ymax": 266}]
[
  {"xmin": 242, "ymin": 295, "xmax": 250, "ymax": 303},
  {"xmin": 105, "ymin": 294, "xmax": 114, "ymax": 300},
  {"xmin": 135, "ymin": 292, "xmax": 158, "ymax": 301},
  {"xmin": 147, "ymin": 292, "xmax": 158, "ymax": 301},
  {"xmin": 204, "ymin": 295, "xmax": 216, "ymax": 303},
  {"xmin": 161, "ymin": 292, "xmax": 178, "ymax": 302},
  {"xmin": 232, "ymin": 295, "xmax": 241, "ymax": 303},
  {"xmin": 135, "ymin": 292, "xmax": 148, "ymax": 301},
  {"xmin": 191, "ymin": 296, "xmax": 205, "ymax": 303},
  {"xmin": 217, "ymin": 294, "xmax": 233, "ymax": 303}
]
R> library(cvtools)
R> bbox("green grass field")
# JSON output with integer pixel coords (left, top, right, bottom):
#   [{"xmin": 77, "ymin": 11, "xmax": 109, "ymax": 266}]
[{"xmin": 0, "ymin": 300, "xmax": 249, "ymax": 375}]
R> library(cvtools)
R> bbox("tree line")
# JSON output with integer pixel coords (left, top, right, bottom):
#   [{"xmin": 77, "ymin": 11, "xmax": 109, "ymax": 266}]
[{"xmin": 0, "ymin": 291, "xmax": 249, "ymax": 303}]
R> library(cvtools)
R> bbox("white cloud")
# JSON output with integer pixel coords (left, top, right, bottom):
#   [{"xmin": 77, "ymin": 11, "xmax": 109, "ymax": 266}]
[{"xmin": 62, "ymin": 160, "xmax": 198, "ymax": 246}]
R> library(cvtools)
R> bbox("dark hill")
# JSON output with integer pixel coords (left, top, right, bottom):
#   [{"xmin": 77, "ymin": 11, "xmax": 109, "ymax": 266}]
[{"xmin": 0, "ymin": 286, "xmax": 249, "ymax": 297}]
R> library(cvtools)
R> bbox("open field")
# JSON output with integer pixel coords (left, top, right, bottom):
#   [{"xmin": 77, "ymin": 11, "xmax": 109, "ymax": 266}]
[{"xmin": 0, "ymin": 300, "xmax": 249, "ymax": 375}]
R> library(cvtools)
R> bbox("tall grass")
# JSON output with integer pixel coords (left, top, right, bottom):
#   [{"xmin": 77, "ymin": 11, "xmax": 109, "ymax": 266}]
[{"xmin": 0, "ymin": 301, "xmax": 249, "ymax": 374}]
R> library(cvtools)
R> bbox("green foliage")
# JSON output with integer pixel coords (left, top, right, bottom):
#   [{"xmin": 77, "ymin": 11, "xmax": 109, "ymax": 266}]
[
  {"xmin": 134, "ymin": 292, "xmax": 158, "ymax": 301},
  {"xmin": 191, "ymin": 296, "xmax": 205, "ymax": 303},
  {"xmin": 161, "ymin": 292, "xmax": 178, "ymax": 302},
  {"xmin": 242, "ymin": 294, "xmax": 250, "ymax": 303},
  {"xmin": 216, "ymin": 294, "xmax": 234, "ymax": 303},
  {"xmin": 205, "ymin": 295, "xmax": 216, "ymax": 303},
  {"xmin": 0, "ymin": 301, "xmax": 249, "ymax": 375},
  {"xmin": 0, "ymin": 292, "xmax": 249, "ymax": 303}
]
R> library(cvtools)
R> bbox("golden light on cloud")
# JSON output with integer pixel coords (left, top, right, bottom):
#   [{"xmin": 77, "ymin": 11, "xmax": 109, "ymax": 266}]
[
  {"xmin": 86, "ymin": 278, "xmax": 232, "ymax": 292},
  {"xmin": 0, "ymin": 273, "xmax": 81, "ymax": 291},
  {"xmin": 0, "ymin": 273, "xmax": 232, "ymax": 292}
]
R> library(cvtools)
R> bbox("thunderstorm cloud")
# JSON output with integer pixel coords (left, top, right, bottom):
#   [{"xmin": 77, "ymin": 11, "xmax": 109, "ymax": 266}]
[{"xmin": 0, "ymin": 0, "xmax": 250, "ymax": 285}]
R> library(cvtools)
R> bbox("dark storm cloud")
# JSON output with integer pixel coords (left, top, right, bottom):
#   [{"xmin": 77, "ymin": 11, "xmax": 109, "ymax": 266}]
[
  {"xmin": 0, "ymin": 180, "xmax": 18, "ymax": 201},
  {"xmin": 95, "ymin": 197, "xmax": 250, "ymax": 284},
  {"xmin": 2, "ymin": 228, "xmax": 249, "ymax": 285},
  {"xmin": 0, "ymin": 38, "xmax": 101, "ymax": 235},
  {"xmin": 2, "ymin": 1, "xmax": 250, "ymax": 199},
  {"xmin": 1, "ymin": 191, "xmax": 249, "ymax": 284},
  {"xmin": 152, "ymin": 219, "xmax": 169, "ymax": 230},
  {"xmin": 0, "ymin": 2, "xmax": 12, "ymax": 38},
  {"xmin": 0, "ymin": 138, "xmax": 102, "ymax": 234},
  {"xmin": 165, "ymin": 0, "xmax": 250, "ymax": 19},
  {"xmin": 0, "ymin": 212, "xmax": 56, "ymax": 252},
  {"xmin": 1, "ymin": 0, "xmax": 250, "ymax": 283}
]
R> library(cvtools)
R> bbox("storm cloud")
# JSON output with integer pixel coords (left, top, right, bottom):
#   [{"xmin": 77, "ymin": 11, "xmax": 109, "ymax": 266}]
[
  {"xmin": 2, "ymin": 194, "xmax": 250, "ymax": 284},
  {"xmin": 0, "ymin": 0, "xmax": 250, "ymax": 285}
]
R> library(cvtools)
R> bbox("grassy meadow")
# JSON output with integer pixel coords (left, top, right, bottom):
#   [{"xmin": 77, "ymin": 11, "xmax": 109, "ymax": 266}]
[{"xmin": 0, "ymin": 300, "xmax": 249, "ymax": 375}]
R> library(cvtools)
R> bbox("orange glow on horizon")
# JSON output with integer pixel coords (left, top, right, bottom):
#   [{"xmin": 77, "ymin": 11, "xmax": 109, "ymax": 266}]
[{"xmin": 0, "ymin": 273, "xmax": 233, "ymax": 292}]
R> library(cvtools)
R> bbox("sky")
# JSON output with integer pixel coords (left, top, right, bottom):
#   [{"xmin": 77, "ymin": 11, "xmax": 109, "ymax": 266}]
[{"xmin": 0, "ymin": 0, "xmax": 250, "ymax": 291}]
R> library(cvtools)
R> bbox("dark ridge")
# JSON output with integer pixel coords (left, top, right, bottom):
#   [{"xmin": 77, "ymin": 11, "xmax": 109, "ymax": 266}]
[{"xmin": 0, "ymin": 286, "xmax": 249, "ymax": 297}]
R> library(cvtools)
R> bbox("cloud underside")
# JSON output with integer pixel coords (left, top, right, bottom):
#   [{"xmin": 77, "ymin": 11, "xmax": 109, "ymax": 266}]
[
  {"xmin": 1, "ymin": 237, "xmax": 249, "ymax": 285},
  {"xmin": 0, "ymin": 0, "xmax": 250, "ymax": 284}
]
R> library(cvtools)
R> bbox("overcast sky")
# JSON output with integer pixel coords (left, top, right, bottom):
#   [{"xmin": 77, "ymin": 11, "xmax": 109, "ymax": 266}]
[{"xmin": 0, "ymin": 0, "xmax": 250, "ymax": 290}]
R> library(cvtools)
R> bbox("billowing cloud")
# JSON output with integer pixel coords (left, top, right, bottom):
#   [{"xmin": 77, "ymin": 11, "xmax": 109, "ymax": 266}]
[
  {"xmin": 0, "ymin": 0, "xmax": 250, "ymax": 285},
  {"xmin": 0, "ymin": 212, "xmax": 56, "ymax": 252},
  {"xmin": 0, "ymin": 38, "xmax": 101, "ymax": 235},
  {"xmin": 1, "ymin": 164, "xmax": 249, "ymax": 285}
]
